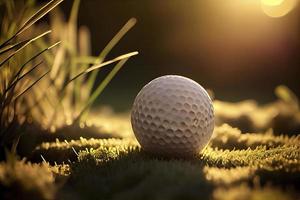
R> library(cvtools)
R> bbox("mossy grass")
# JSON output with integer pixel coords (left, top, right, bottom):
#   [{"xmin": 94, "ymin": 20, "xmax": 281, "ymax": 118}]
[
  {"xmin": 214, "ymin": 86, "xmax": 300, "ymax": 135},
  {"xmin": 25, "ymin": 124, "xmax": 299, "ymax": 199}
]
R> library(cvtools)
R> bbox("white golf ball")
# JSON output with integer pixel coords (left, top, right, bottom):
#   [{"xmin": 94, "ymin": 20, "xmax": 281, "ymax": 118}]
[{"xmin": 131, "ymin": 75, "xmax": 214, "ymax": 157}]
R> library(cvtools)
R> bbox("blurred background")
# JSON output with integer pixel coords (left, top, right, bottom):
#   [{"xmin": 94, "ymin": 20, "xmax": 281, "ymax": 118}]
[{"xmin": 41, "ymin": 0, "xmax": 300, "ymax": 111}]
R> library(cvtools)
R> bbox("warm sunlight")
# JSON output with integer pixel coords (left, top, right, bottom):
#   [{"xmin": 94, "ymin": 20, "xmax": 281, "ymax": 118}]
[
  {"xmin": 261, "ymin": 0, "xmax": 298, "ymax": 17},
  {"xmin": 261, "ymin": 0, "xmax": 285, "ymax": 6}
]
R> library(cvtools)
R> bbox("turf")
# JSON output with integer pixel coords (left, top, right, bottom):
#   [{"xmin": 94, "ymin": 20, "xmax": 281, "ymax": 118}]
[
  {"xmin": 1, "ymin": 107, "xmax": 300, "ymax": 200},
  {"xmin": 5, "ymin": 123, "xmax": 295, "ymax": 200}
]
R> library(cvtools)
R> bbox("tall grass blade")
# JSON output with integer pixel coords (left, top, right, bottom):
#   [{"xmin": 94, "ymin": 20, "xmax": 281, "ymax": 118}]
[
  {"xmin": 35, "ymin": 39, "xmax": 57, "ymax": 65},
  {"xmin": 5, "ymin": 61, "xmax": 44, "ymax": 94},
  {"xmin": 4, "ymin": 0, "xmax": 15, "ymax": 20},
  {"xmin": 96, "ymin": 18, "xmax": 137, "ymax": 64},
  {"xmin": 78, "ymin": 57, "xmax": 130, "ymax": 122},
  {"xmin": 48, "ymin": 52, "xmax": 138, "ymax": 126},
  {"xmin": 86, "ymin": 18, "xmax": 137, "ymax": 95},
  {"xmin": 67, "ymin": 51, "xmax": 138, "ymax": 84},
  {"xmin": 275, "ymin": 85, "xmax": 299, "ymax": 110},
  {"xmin": 79, "ymin": 26, "xmax": 91, "ymax": 56},
  {"xmin": 0, "ymin": 40, "xmax": 28, "ymax": 55},
  {"xmin": 69, "ymin": 0, "xmax": 80, "ymax": 26},
  {"xmin": 50, "ymin": 46, "xmax": 65, "ymax": 79},
  {"xmin": 69, "ymin": 0, "xmax": 83, "ymax": 113},
  {"xmin": 74, "ymin": 56, "xmax": 98, "ymax": 64},
  {"xmin": 0, "ymin": 30, "xmax": 51, "ymax": 68},
  {"xmin": 0, "ymin": 0, "xmax": 64, "ymax": 48},
  {"xmin": 14, "ymin": 69, "xmax": 50, "ymax": 100},
  {"xmin": 5, "ymin": 41, "xmax": 60, "ymax": 94}
]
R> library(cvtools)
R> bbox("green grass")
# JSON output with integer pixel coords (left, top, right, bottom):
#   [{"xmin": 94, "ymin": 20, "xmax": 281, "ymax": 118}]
[
  {"xmin": 0, "ymin": 157, "xmax": 56, "ymax": 200},
  {"xmin": 0, "ymin": 0, "xmax": 138, "ymax": 152},
  {"xmin": 2, "ymin": 100, "xmax": 298, "ymax": 199},
  {"xmin": 0, "ymin": 0, "xmax": 63, "ymax": 152},
  {"xmin": 214, "ymin": 86, "xmax": 300, "ymax": 135},
  {"xmin": 61, "ymin": 137, "xmax": 298, "ymax": 199},
  {"xmin": 17, "ymin": 123, "xmax": 298, "ymax": 200}
]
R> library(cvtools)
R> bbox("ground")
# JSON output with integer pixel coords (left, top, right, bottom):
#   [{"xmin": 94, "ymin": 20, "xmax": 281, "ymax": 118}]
[{"xmin": 0, "ymin": 100, "xmax": 299, "ymax": 200}]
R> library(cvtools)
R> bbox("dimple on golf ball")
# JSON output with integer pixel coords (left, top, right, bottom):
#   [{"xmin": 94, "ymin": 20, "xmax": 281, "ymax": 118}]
[{"xmin": 131, "ymin": 75, "xmax": 214, "ymax": 157}]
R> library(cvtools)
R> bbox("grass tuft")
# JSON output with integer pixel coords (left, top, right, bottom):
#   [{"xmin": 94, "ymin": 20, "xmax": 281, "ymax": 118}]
[
  {"xmin": 0, "ymin": 157, "xmax": 56, "ymax": 200},
  {"xmin": 210, "ymin": 124, "xmax": 300, "ymax": 150},
  {"xmin": 214, "ymin": 87, "xmax": 300, "ymax": 134}
]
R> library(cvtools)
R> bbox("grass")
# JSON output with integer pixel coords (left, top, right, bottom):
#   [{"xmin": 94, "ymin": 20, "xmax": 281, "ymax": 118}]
[
  {"xmin": 1, "ymin": 83, "xmax": 299, "ymax": 200},
  {"xmin": 19, "ymin": 123, "xmax": 298, "ymax": 200},
  {"xmin": 27, "ymin": 0, "xmax": 138, "ymax": 131},
  {"xmin": 214, "ymin": 86, "xmax": 300, "ymax": 135},
  {"xmin": 0, "ymin": 155, "xmax": 56, "ymax": 200},
  {"xmin": 0, "ymin": 0, "xmax": 137, "ymax": 152},
  {"xmin": 0, "ymin": 99, "xmax": 299, "ymax": 199},
  {"xmin": 0, "ymin": 0, "xmax": 63, "ymax": 153}
]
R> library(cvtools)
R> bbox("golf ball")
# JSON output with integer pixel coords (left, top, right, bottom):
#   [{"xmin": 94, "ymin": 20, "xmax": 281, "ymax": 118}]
[{"xmin": 131, "ymin": 75, "xmax": 214, "ymax": 157}]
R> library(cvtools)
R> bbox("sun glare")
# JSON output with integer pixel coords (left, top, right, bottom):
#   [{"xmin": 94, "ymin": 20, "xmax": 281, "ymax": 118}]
[
  {"xmin": 261, "ymin": 0, "xmax": 285, "ymax": 6},
  {"xmin": 261, "ymin": 0, "xmax": 298, "ymax": 17}
]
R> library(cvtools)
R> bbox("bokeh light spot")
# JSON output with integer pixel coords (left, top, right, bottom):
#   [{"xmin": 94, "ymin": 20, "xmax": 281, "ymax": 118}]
[
  {"xmin": 261, "ymin": 0, "xmax": 298, "ymax": 18},
  {"xmin": 261, "ymin": 0, "xmax": 285, "ymax": 6}
]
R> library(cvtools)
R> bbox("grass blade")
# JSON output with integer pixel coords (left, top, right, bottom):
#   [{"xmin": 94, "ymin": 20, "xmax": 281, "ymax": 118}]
[
  {"xmin": 78, "ymin": 57, "xmax": 130, "ymax": 122},
  {"xmin": 5, "ymin": 41, "xmax": 60, "ymax": 93},
  {"xmin": 50, "ymin": 46, "xmax": 65, "ymax": 79},
  {"xmin": 67, "ymin": 51, "xmax": 138, "ymax": 84},
  {"xmin": 69, "ymin": 0, "xmax": 82, "ymax": 114},
  {"xmin": 48, "ymin": 52, "xmax": 138, "ymax": 126},
  {"xmin": 275, "ymin": 85, "xmax": 299, "ymax": 110},
  {"xmin": 69, "ymin": 0, "xmax": 80, "ymax": 27},
  {"xmin": 19, "ymin": 0, "xmax": 63, "ymax": 35},
  {"xmin": 14, "ymin": 69, "xmax": 50, "ymax": 100},
  {"xmin": 86, "ymin": 18, "xmax": 137, "ymax": 96},
  {"xmin": 0, "ymin": 30, "xmax": 52, "ymax": 68},
  {"xmin": 0, "ymin": 40, "xmax": 28, "ymax": 55},
  {"xmin": 74, "ymin": 56, "xmax": 99, "ymax": 64},
  {"xmin": 0, "ymin": 0, "xmax": 64, "ymax": 48},
  {"xmin": 5, "ymin": 61, "xmax": 44, "ymax": 94},
  {"xmin": 15, "ymin": 61, "xmax": 44, "ymax": 82},
  {"xmin": 95, "ymin": 18, "xmax": 137, "ymax": 64}
]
